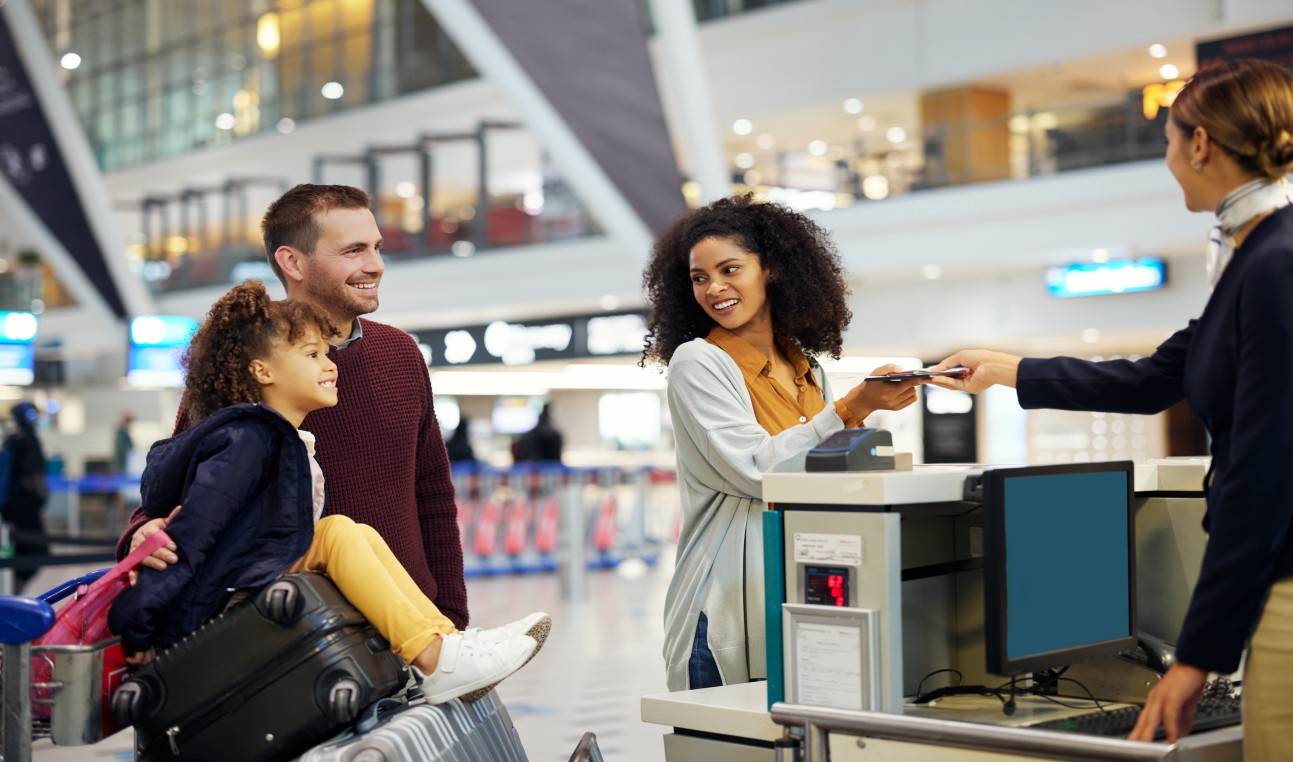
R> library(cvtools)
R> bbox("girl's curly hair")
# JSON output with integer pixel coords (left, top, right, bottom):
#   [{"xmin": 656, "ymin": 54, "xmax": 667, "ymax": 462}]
[
  {"xmin": 182, "ymin": 280, "xmax": 339, "ymax": 425},
  {"xmin": 640, "ymin": 194, "xmax": 852, "ymax": 366}
]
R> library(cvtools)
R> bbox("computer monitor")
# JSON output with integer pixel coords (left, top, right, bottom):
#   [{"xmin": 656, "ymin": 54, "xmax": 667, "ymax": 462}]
[{"xmin": 981, "ymin": 461, "xmax": 1136, "ymax": 676}]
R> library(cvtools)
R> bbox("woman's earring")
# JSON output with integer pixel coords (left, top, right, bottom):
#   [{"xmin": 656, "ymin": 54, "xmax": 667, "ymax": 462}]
[{"xmin": 1190, "ymin": 161, "xmax": 1202, "ymax": 171}]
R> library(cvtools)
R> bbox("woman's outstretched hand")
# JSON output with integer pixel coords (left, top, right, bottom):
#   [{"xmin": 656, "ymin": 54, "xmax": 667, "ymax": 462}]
[
  {"xmin": 927, "ymin": 350, "xmax": 1023, "ymax": 394},
  {"xmin": 840, "ymin": 364, "xmax": 924, "ymax": 421}
]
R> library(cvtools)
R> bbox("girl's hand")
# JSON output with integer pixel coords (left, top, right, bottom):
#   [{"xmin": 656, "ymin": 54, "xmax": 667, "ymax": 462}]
[
  {"xmin": 927, "ymin": 350, "xmax": 1022, "ymax": 394},
  {"xmin": 125, "ymin": 648, "xmax": 156, "ymax": 667},
  {"xmin": 128, "ymin": 505, "xmax": 181, "ymax": 585},
  {"xmin": 840, "ymin": 364, "xmax": 924, "ymax": 421}
]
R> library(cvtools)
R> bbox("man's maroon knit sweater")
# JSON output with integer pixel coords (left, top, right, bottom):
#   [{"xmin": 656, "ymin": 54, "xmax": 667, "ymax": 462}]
[{"xmin": 117, "ymin": 318, "xmax": 469, "ymax": 629}]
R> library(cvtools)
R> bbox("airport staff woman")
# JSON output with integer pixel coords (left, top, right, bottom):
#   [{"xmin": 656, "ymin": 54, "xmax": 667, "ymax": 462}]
[
  {"xmin": 930, "ymin": 59, "xmax": 1293, "ymax": 756},
  {"xmin": 641, "ymin": 194, "xmax": 922, "ymax": 691}
]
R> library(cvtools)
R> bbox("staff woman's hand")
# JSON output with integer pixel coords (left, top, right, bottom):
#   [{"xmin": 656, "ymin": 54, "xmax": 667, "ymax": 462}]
[
  {"xmin": 840, "ymin": 364, "xmax": 924, "ymax": 421},
  {"xmin": 927, "ymin": 350, "xmax": 1022, "ymax": 394},
  {"xmin": 1129, "ymin": 663, "xmax": 1207, "ymax": 743}
]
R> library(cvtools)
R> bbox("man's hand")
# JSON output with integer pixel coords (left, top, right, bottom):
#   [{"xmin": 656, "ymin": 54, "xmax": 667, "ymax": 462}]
[
  {"xmin": 128, "ymin": 505, "xmax": 181, "ymax": 585},
  {"xmin": 1128, "ymin": 663, "xmax": 1208, "ymax": 743}
]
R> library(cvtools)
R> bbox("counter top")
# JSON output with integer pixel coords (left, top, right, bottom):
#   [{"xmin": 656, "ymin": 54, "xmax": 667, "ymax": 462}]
[
  {"xmin": 763, "ymin": 458, "xmax": 1211, "ymax": 506},
  {"xmin": 641, "ymin": 681, "xmax": 783, "ymax": 742}
]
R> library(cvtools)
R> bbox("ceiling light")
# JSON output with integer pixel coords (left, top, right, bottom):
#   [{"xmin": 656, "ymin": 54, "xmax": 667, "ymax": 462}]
[
  {"xmin": 734, "ymin": 152, "xmax": 755, "ymax": 169},
  {"xmin": 396, "ymin": 181, "xmax": 416, "ymax": 198},
  {"xmin": 59, "ymin": 52, "xmax": 81, "ymax": 70},
  {"xmin": 808, "ymin": 140, "xmax": 828, "ymax": 156},
  {"xmin": 1159, "ymin": 64, "xmax": 1180, "ymax": 80},
  {"xmin": 1148, "ymin": 43, "xmax": 1167, "ymax": 58},
  {"xmin": 886, "ymin": 126, "xmax": 907, "ymax": 144},
  {"xmin": 321, "ymin": 81, "xmax": 344, "ymax": 100},
  {"xmin": 843, "ymin": 98, "xmax": 863, "ymax": 114},
  {"xmin": 921, "ymin": 264, "xmax": 943, "ymax": 280},
  {"xmin": 856, "ymin": 115, "xmax": 876, "ymax": 132},
  {"xmin": 732, "ymin": 118, "xmax": 753, "ymax": 135},
  {"xmin": 214, "ymin": 112, "xmax": 236, "ymax": 130}
]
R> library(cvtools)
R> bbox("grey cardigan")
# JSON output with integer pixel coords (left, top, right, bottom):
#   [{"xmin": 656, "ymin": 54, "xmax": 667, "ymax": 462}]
[{"xmin": 663, "ymin": 338, "xmax": 847, "ymax": 691}]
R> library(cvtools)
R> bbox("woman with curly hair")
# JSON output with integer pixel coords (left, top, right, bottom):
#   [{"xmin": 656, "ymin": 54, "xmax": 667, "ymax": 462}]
[
  {"xmin": 109, "ymin": 281, "xmax": 548, "ymax": 704},
  {"xmin": 642, "ymin": 194, "xmax": 922, "ymax": 690}
]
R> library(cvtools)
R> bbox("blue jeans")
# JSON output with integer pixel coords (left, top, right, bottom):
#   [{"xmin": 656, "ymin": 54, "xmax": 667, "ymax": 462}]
[{"xmin": 688, "ymin": 612, "xmax": 723, "ymax": 689}]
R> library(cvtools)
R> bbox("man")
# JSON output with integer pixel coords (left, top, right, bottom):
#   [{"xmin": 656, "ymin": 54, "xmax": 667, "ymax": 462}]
[{"xmin": 118, "ymin": 184, "xmax": 468, "ymax": 628}]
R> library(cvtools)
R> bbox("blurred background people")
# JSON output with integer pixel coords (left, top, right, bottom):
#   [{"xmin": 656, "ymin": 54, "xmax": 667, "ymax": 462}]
[
  {"xmin": 112, "ymin": 411, "xmax": 134, "ymax": 474},
  {"xmin": 445, "ymin": 418, "xmax": 478, "ymax": 464},
  {"xmin": 2, "ymin": 401, "xmax": 49, "ymax": 591},
  {"xmin": 515, "ymin": 404, "xmax": 564, "ymax": 463}
]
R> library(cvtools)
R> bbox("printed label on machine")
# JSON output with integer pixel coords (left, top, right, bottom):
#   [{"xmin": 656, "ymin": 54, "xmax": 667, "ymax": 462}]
[
  {"xmin": 793, "ymin": 532, "xmax": 863, "ymax": 566},
  {"xmin": 795, "ymin": 622, "xmax": 864, "ymax": 711}
]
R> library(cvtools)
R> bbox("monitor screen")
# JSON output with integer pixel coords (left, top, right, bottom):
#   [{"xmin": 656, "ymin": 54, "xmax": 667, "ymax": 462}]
[
  {"xmin": 127, "ymin": 315, "xmax": 199, "ymax": 388},
  {"xmin": 491, "ymin": 396, "xmax": 543, "ymax": 435},
  {"xmin": 982, "ymin": 461, "xmax": 1136, "ymax": 676},
  {"xmin": 0, "ymin": 311, "xmax": 38, "ymax": 386}
]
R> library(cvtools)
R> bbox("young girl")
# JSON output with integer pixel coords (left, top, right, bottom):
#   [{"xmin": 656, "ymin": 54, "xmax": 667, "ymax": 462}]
[{"xmin": 109, "ymin": 281, "xmax": 549, "ymax": 704}]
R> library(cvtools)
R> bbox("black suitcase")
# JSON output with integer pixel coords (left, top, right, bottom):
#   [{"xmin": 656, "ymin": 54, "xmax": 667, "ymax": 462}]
[{"xmin": 112, "ymin": 572, "xmax": 408, "ymax": 762}]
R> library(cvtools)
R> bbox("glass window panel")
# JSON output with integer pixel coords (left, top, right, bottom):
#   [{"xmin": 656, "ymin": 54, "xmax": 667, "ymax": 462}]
[
  {"xmin": 312, "ymin": 42, "xmax": 337, "ymax": 89},
  {"xmin": 118, "ymin": 2, "xmax": 144, "ymax": 60}
]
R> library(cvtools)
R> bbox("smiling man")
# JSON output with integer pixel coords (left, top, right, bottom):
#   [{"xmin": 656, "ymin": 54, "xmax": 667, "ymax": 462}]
[{"xmin": 260, "ymin": 184, "xmax": 469, "ymax": 628}]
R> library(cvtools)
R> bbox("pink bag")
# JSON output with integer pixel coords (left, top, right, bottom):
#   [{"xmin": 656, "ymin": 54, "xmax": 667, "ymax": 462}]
[{"xmin": 30, "ymin": 529, "xmax": 174, "ymax": 727}]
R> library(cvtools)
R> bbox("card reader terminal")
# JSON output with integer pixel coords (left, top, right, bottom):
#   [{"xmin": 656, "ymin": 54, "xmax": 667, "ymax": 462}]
[{"xmin": 805, "ymin": 427, "xmax": 895, "ymax": 472}]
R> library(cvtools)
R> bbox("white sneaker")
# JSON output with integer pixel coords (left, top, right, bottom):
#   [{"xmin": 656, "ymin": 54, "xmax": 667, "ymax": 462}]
[
  {"xmin": 421, "ymin": 632, "xmax": 537, "ymax": 705},
  {"xmin": 464, "ymin": 611, "xmax": 551, "ymax": 645}
]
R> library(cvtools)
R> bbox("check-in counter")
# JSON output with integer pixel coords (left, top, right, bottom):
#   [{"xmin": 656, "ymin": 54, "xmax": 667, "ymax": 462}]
[{"xmin": 642, "ymin": 459, "xmax": 1238, "ymax": 762}]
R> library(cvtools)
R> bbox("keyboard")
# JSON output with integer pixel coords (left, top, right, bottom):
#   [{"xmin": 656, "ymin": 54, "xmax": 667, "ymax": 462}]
[{"xmin": 1027, "ymin": 692, "xmax": 1242, "ymax": 739}]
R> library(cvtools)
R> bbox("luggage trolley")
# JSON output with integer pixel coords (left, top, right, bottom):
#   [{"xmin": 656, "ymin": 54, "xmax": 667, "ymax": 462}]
[
  {"xmin": 1, "ymin": 570, "xmax": 125, "ymax": 762},
  {"xmin": 3, "ymin": 573, "xmax": 598, "ymax": 762}
]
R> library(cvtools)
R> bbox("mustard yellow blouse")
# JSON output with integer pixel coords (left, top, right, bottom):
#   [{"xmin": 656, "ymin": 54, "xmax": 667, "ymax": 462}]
[{"xmin": 705, "ymin": 326, "xmax": 861, "ymax": 435}]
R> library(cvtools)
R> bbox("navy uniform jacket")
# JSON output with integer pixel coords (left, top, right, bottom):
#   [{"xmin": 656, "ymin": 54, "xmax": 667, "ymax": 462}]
[
  {"xmin": 109, "ymin": 404, "xmax": 315, "ymax": 655},
  {"xmin": 1016, "ymin": 204, "xmax": 1293, "ymax": 674}
]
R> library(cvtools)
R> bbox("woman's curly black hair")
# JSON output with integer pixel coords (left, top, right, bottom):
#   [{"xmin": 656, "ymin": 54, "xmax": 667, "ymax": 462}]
[
  {"xmin": 640, "ymin": 194, "xmax": 852, "ymax": 366},
  {"xmin": 182, "ymin": 280, "xmax": 339, "ymax": 425}
]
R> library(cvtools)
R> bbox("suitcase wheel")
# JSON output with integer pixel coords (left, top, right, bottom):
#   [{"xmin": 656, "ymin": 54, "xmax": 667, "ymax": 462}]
[
  {"xmin": 259, "ymin": 578, "xmax": 305, "ymax": 624},
  {"xmin": 112, "ymin": 680, "xmax": 150, "ymax": 725},
  {"xmin": 323, "ymin": 676, "xmax": 363, "ymax": 724}
]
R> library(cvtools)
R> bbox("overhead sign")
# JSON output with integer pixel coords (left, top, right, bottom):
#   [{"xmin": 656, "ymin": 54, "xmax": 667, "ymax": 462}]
[
  {"xmin": 413, "ymin": 311, "xmax": 647, "ymax": 367},
  {"xmin": 1196, "ymin": 24, "xmax": 1293, "ymax": 72},
  {"xmin": 1044, "ymin": 258, "xmax": 1167, "ymax": 299},
  {"xmin": 0, "ymin": 310, "xmax": 38, "ymax": 386}
]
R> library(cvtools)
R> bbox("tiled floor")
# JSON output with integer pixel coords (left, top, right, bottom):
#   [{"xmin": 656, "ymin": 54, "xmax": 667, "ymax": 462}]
[{"xmin": 21, "ymin": 550, "xmax": 675, "ymax": 762}]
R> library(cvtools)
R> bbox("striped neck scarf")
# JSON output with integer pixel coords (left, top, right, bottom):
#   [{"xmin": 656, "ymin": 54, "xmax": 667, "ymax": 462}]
[{"xmin": 1206, "ymin": 177, "xmax": 1292, "ymax": 289}]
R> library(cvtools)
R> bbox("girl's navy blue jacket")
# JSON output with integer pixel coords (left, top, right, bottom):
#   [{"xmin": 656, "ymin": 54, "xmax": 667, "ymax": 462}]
[
  {"xmin": 1015, "ymin": 204, "xmax": 1293, "ymax": 675},
  {"xmin": 109, "ymin": 403, "xmax": 315, "ymax": 655}
]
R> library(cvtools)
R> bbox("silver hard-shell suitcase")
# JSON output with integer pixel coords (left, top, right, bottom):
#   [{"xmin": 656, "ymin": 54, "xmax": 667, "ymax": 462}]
[{"xmin": 294, "ymin": 690, "xmax": 528, "ymax": 762}]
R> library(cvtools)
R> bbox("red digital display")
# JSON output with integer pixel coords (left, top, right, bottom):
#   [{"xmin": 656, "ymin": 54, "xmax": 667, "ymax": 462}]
[{"xmin": 804, "ymin": 566, "xmax": 850, "ymax": 607}]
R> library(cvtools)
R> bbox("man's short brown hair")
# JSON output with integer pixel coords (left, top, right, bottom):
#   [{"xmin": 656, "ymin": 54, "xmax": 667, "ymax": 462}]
[{"xmin": 261, "ymin": 184, "xmax": 371, "ymax": 285}]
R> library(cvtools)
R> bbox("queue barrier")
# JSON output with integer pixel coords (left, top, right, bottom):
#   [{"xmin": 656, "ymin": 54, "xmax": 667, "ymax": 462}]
[{"xmin": 451, "ymin": 464, "xmax": 678, "ymax": 578}]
